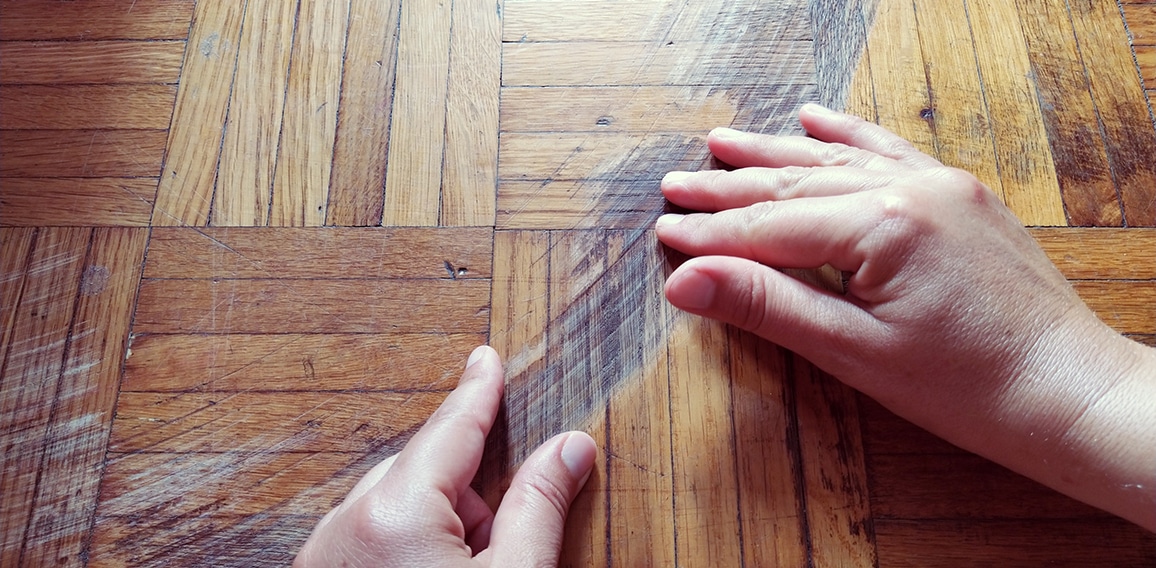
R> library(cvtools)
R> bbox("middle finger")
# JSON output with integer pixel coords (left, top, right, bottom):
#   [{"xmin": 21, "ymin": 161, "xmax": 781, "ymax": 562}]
[{"xmin": 662, "ymin": 166, "xmax": 901, "ymax": 212}]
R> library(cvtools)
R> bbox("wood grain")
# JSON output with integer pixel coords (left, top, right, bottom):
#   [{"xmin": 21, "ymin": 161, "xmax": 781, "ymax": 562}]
[
  {"xmin": 0, "ymin": 130, "xmax": 167, "ymax": 178},
  {"xmin": 1030, "ymin": 228, "xmax": 1156, "ymax": 279},
  {"xmin": 866, "ymin": 0, "xmax": 936, "ymax": 158},
  {"xmin": 0, "ymin": 0, "xmax": 195, "ymax": 41},
  {"xmin": 381, "ymin": 0, "xmax": 452, "ymax": 226},
  {"xmin": 0, "ymin": 178, "xmax": 156, "ymax": 227},
  {"xmin": 0, "ymin": 228, "xmax": 36, "ymax": 382},
  {"xmin": 1072, "ymin": 280, "xmax": 1156, "ymax": 334},
  {"xmin": 0, "ymin": 41, "xmax": 185, "ymax": 85},
  {"xmin": 0, "ymin": 85, "xmax": 177, "ymax": 130}
]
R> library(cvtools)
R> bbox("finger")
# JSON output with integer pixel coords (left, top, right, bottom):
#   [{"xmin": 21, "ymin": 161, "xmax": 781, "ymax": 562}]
[
  {"xmin": 661, "ymin": 166, "xmax": 899, "ymax": 211},
  {"xmin": 707, "ymin": 127, "xmax": 909, "ymax": 173},
  {"xmin": 458, "ymin": 487, "xmax": 495, "ymax": 555},
  {"xmin": 798, "ymin": 104, "xmax": 942, "ymax": 169},
  {"xmin": 663, "ymin": 256, "xmax": 879, "ymax": 375},
  {"xmin": 385, "ymin": 345, "xmax": 504, "ymax": 507},
  {"xmin": 311, "ymin": 454, "xmax": 399, "ymax": 533},
  {"xmin": 487, "ymin": 432, "xmax": 597, "ymax": 567}
]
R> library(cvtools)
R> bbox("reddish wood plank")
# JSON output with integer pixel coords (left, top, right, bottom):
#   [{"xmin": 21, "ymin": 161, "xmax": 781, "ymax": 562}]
[
  {"xmin": 122, "ymin": 333, "xmax": 485, "ymax": 392},
  {"xmin": 0, "ymin": 85, "xmax": 177, "ymax": 130},
  {"xmin": 0, "ymin": 178, "xmax": 156, "ymax": 227},
  {"xmin": 0, "ymin": 228, "xmax": 36, "ymax": 371},
  {"xmin": 89, "ymin": 514, "xmax": 313, "ymax": 567},
  {"xmin": 132, "ymin": 278, "xmax": 491, "ymax": 334},
  {"xmin": 1030, "ymin": 228, "xmax": 1156, "ymax": 280},
  {"xmin": 143, "ymin": 227, "xmax": 492, "ymax": 279},
  {"xmin": 22, "ymin": 228, "xmax": 147, "ymax": 567},
  {"xmin": 108, "ymin": 392, "xmax": 444, "ymax": 453},
  {"xmin": 0, "ymin": 41, "xmax": 185, "ymax": 85},
  {"xmin": 0, "ymin": 0, "xmax": 195, "ymax": 41},
  {"xmin": 1073, "ymin": 280, "xmax": 1156, "ymax": 334},
  {"xmin": 0, "ymin": 227, "xmax": 89, "ymax": 567},
  {"xmin": 0, "ymin": 130, "xmax": 167, "ymax": 178}
]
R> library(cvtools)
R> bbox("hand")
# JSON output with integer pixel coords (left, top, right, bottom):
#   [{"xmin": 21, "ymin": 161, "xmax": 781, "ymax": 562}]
[
  {"xmin": 294, "ymin": 346, "xmax": 599, "ymax": 567},
  {"xmin": 655, "ymin": 104, "xmax": 1156, "ymax": 530}
]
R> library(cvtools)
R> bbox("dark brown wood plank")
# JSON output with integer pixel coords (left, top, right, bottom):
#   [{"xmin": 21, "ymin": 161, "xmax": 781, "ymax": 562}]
[
  {"xmin": 0, "ymin": 0, "xmax": 195, "ymax": 41},
  {"xmin": 0, "ymin": 85, "xmax": 177, "ymax": 130},
  {"xmin": 0, "ymin": 228, "xmax": 36, "ymax": 370},
  {"xmin": 143, "ymin": 227, "xmax": 492, "ymax": 279},
  {"xmin": 0, "ymin": 41, "xmax": 185, "ymax": 85},
  {"xmin": 0, "ymin": 130, "xmax": 167, "ymax": 178},
  {"xmin": 122, "ymin": 333, "xmax": 485, "ymax": 392},
  {"xmin": 0, "ymin": 178, "xmax": 156, "ymax": 227},
  {"xmin": 21, "ymin": 228, "xmax": 147, "ymax": 567}
]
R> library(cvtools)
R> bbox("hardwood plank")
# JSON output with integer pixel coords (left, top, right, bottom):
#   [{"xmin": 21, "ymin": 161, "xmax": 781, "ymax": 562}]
[
  {"xmin": 133, "ymin": 278, "xmax": 490, "ymax": 334},
  {"xmin": 152, "ymin": 0, "xmax": 246, "ymax": 227},
  {"xmin": 213, "ymin": 0, "xmax": 297, "ymax": 227},
  {"xmin": 89, "ymin": 513, "xmax": 314, "ymax": 567},
  {"xmin": 269, "ymin": 0, "xmax": 350, "ymax": 227},
  {"xmin": 729, "ymin": 332, "xmax": 808, "ymax": 566},
  {"xmin": 0, "ymin": 130, "xmax": 167, "ymax": 178},
  {"xmin": 1029, "ymin": 228, "xmax": 1156, "ymax": 279},
  {"xmin": 1073, "ymin": 280, "xmax": 1156, "ymax": 334},
  {"xmin": 497, "ymin": 183, "xmax": 667, "ymax": 230},
  {"xmin": 440, "ymin": 0, "xmax": 501, "ymax": 227},
  {"xmin": 122, "ymin": 333, "xmax": 485, "ymax": 392},
  {"xmin": 667, "ymin": 313, "xmax": 741, "ymax": 565},
  {"xmin": 0, "ymin": 0, "xmax": 195, "ymax": 41},
  {"xmin": 0, "ymin": 228, "xmax": 36, "ymax": 377},
  {"xmin": 499, "ymin": 133, "xmax": 708, "ymax": 182},
  {"xmin": 859, "ymin": 396, "xmax": 969, "ymax": 456},
  {"xmin": 22, "ymin": 228, "xmax": 147, "ymax": 567},
  {"xmin": 1068, "ymin": 0, "xmax": 1156, "ymax": 226},
  {"xmin": 1136, "ymin": 46, "xmax": 1156, "ymax": 85},
  {"xmin": 502, "ymin": 0, "xmax": 812, "ymax": 43},
  {"xmin": 793, "ymin": 357, "xmax": 878, "ymax": 567},
  {"xmin": 499, "ymin": 85, "xmax": 813, "ymax": 134},
  {"xmin": 108, "ymin": 392, "xmax": 443, "ymax": 453},
  {"xmin": 143, "ymin": 227, "xmax": 492, "ymax": 279},
  {"xmin": 0, "ymin": 85, "xmax": 177, "ymax": 129},
  {"xmin": 874, "ymin": 519, "xmax": 1156, "ymax": 567},
  {"xmin": 865, "ymin": 0, "xmax": 937, "ymax": 158},
  {"xmin": 1017, "ymin": 0, "xmax": 1123, "ymax": 226},
  {"xmin": 912, "ymin": 0, "xmax": 1004, "ymax": 202},
  {"xmin": 0, "ymin": 227, "xmax": 89, "ymax": 567},
  {"xmin": 501, "ymin": 41, "xmax": 814, "ymax": 87},
  {"xmin": 0, "ymin": 41, "xmax": 184, "ymax": 85},
  {"xmin": 326, "ymin": 0, "xmax": 402, "ymax": 227},
  {"xmin": 965, "ymin": 0, "xmax": 1068, "ymax": 225},
  {"xmin": 381, "ymin": 0, "xmax": 452, "ymax": 226},
  {"xmin": 1123, "ymin": 4, "xmax": 1156, "ymax": 44},
  {"xmin": 0, "ymin": 178, "xmax": 156, "ymax": 227}
]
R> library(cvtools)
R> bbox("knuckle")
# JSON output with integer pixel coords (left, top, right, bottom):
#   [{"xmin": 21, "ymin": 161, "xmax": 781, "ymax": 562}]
[
  {"xmin": 522, "ymin": 469, "xmax": 572, "ymax": 521},
  {"xmin": 734, "ymin": 271, "xmax": 772, "ymax": 333}
]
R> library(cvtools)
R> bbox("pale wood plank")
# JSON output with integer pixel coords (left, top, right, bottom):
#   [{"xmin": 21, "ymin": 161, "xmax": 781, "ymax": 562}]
[
  {"xmin": 1068, "ymin": 0, "xmax": 1156, "ymax": 226},
  {"xmin": 152, "ymin": 0, "xmax": 246, "ymax": 227},
  {"xmin": 440, "ymin": 0, "xmax": 501, "ymax": 227},
  {"xmin": 143, "ymin": 227, "xmax": 492, "ymax": 279},
  {"xmin": 0, "ymin": 41, "xmax": 185, "ymax": 85},
  {"xmin": 213, "ymin": 0, "xmax": 297, "ymax": 227},
  {"xmin": 0, "ymin": 130, "xmax": 167, "ymax": 178},
  {"xmin": 0, "ymin": 85, "xmax": 177, "ymax": 129},
  {"xmin": 122, "ymin": 333, "xmax": 485, "ymax": 392},
  {"xmin": 22, "ymin": 228, "xmax": 147, "ymax": 567},
  {"xmin": 326, "ymin": 0, "xmax": 402, "ymax": 227},
  {"xmin": 0, "ymin": 178, "xmax": 156, "ymax": 227},
  {"xmin": 0, "ymin": 0, "xmax": 195, "ymax": 41},
  {"xmin": 667, "ymin": 312, "xmax": 742, "ymax": 565},
  {"xmin": 1073, "ymin": 280, "xmax": 1156, "ymax": 334},
  {"xmin": 794, "ymin": 358, "xmax": 878, "ymax": 567},
  {"xmin": 270, "ymin": 0, "xmax": 351, "ymax": 227},
  {"xmin": 912, "ymin": 0, "xmax": 1005, "ymax": 202},
  {"xmin": 874, "ymin": 519, "xmax": 1156, "ymax": 567},
  {"xmin": 729, "ymin": 331, "xmax": 808, "ymax": 566},
  {"xmin": 0, "ymin": 227, "xmax": 89, "ymax": 567},
  {"xmin": 497, "ymin": 183, "xmax": 666, "ymax": 230},
  {"xmin": 381, "ymin": 0, "xmax": 453, "ymax": 226},
  {"xmin": 499, "ymin": 133, "xmax": 708, "ymax": 181},
  {"xmin": 108, "ymin": 392, "xmax": 444, "ymax": 453},
  {"xmin": 865, "ymin": 0, "xmax": 936, "ymax": 157},
  {"xmin": 1029, "ymin": 228, "xmax": 1156, "ymax": 279},
  {"xmin": 966, "ymin": 0, "xmax": 1068, "ymax": 225},
  {"xmin": 1017, "ymin": 0, "xmax": 1123, "ymax": 226},
  {"xmin": 133, "ymin": 278, "xmax": 491, "ymax": 334},
  {"xmin": 501, "ymin": 41, "xmax": 814, "ymax": 87}
]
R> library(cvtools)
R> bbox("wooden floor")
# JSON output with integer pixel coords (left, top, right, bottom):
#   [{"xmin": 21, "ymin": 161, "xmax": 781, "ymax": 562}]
[{"xmin": 2, "ymin": 0, "xmax": 1155, "ymax": 566}]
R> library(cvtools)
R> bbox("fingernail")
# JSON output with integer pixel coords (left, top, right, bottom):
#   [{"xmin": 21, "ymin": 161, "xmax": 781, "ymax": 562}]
[
  {"xmin": 662, "ymin": 171, "xmax": 692, "ymax": 187},
  {"xmin": 802, "ymin": 103, "xmax": 836, "ymax": 116},
  {"xmin": 655, "ymin": 214, "xmax": 685, "ymax": 229},
  {"xmin": 711, "ymin": 127, "xmax": 742, "ymax": 141},
  {"xmin": 466, "ymin": 345, "xmax": 490, "ymax": 369},
  {"xmin": 560, "ymin": 433, "xmax": 596, "ymax": 482},
  {"xmin": 670, "ymin": 268, "xmax": 716, "ymax": 310}
]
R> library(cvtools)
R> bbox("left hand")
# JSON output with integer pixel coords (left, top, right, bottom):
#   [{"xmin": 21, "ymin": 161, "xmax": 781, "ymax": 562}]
[{"xmin": 294, "ymin": 346, "xmax": 598, "ymax": 567}]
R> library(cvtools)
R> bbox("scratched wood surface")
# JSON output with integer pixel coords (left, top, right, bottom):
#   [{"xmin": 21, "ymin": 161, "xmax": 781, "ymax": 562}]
[{"xmin": 2, "ymin": 0, "xmax": 1155, "ymax": 566}]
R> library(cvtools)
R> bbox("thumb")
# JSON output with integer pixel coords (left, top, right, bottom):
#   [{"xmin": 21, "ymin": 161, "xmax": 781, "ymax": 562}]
[{"xmin": 486, "ymin": 431, "xmax": 597, "ymax": 567}]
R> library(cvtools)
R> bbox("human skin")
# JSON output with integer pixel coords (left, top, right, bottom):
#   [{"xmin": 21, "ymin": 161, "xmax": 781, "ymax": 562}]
[
  {"xmin": 293, "ymin": 346, "xmax": 598, "ymax": 567},
  {"xmin": 655, "ymin": 104, "xmax": 1156, "ymax": 531}
]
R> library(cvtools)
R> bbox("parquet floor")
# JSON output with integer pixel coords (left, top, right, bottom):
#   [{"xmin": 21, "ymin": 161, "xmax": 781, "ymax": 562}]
[{"xmin": 2, "ymin": 0, "xmax": 1155, "ymax": 566}]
